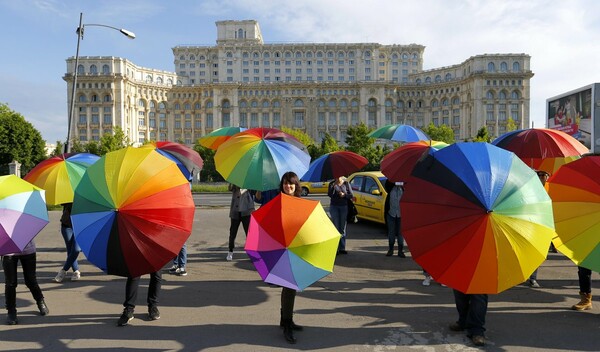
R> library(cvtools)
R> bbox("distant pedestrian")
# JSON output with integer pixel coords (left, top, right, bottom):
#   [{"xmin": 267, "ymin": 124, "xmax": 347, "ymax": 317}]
[
  {"xmin": 384, "ymin": 180, "xmax": 405, "ymax": 257},
  {"xmin": 2, "ymin": 240, "xmax": 49, "ymax": 325},
  {"xmin": 168, "ymin": 244, "xmax": 188, "ymax": 276},
  {"xmin": 227, "ymin": 184, "xmax": 255, "ymax": 261},
  {"xmin": 117, "ymin": 271, "xmax": 162, "ymax": 326},
  {"xmin": 328, "ymin": 176, "xmax": 354, "ymax": 254},
  {"xmin": 53, "ymin": 203, "xmax": 82, "ymax": 282}
]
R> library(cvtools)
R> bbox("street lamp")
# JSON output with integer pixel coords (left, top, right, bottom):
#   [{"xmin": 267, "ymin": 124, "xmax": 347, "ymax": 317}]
[{"xmin": 65, "ymin": 12, "xmax": 135, "ymax": 153}]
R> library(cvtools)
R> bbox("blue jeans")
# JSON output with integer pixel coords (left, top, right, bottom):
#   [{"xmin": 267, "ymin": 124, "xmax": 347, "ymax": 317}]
[
  {"xmin": 173, "ymin": 243, "xmax": 187, "ymax": 269},
  {"xmin": 61, "ymin": 226, "xmax": 80, "ymax": 272},
  {"xmin": 329, "ymin": 204, "xmax": 348, "ymax": 251},
  {"xmin": 386, "ymin": 214, "xmax": 403, "ymax": 251},
  {"xmin": 453, "ymin": 290, "xmax": 488, "ymax": 336}
]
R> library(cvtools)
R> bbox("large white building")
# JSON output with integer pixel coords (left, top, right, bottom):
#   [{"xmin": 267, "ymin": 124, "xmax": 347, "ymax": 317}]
[{"xmin": 64, "ymin": 20, "xmax": 533, "ymax": 146}]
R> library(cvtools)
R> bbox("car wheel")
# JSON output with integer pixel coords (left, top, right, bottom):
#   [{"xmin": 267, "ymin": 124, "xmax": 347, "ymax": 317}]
[{"xmin": 301, "ymin": 187, "xmax": 309, "ymax": 196}]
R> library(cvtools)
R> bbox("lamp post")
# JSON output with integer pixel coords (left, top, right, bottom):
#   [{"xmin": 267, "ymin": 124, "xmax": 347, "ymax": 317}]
[{"xmin": 65, "ymin": 12, "xmax": 135, "ymax": 153}]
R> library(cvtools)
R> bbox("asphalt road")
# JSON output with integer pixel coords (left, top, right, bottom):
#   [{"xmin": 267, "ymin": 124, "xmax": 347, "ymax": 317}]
[{"xmin": 0, "ymin": 204, "xmax": 599, "ymax": 351}]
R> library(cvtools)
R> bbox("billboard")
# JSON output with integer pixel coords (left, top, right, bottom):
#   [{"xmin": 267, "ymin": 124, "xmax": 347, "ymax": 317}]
[{"xmin": 547, "ymin": 83, "xmax": 599, "ymax": 152}]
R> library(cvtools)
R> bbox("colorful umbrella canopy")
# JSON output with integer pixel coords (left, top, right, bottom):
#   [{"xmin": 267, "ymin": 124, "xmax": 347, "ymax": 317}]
[
  {"xmin": 0, "ymin": 175, "xmax": 49, "ymax": 255},
  {"xmin": 24, "ymin": 153, "xmax": 100, "ymax": 205},
  {"xmin": 547, "ymin": 156, "xmax": 600, "ymax": 271},
  {"xmin": 199, "ymin": 126, "xmax": 247, "ymax": 150},
  {"xmin": 215, "ymin": 127, "xmax": 311, "ymax": 191},
  {"xmin": 301, "ymin": 151, "xmax": 368, "ymax": 182},
  {"xmin": 492, "ymin": 128, "xmax": 589, "ymax": 162},
  {"xmin": 527, "ymin": 155, "xmax": 581, "ymax": 175},
  {"xmin": 245, "ymin": 193, "xmax": 340, "ymax": 291},
  {"xmin": 140, "ymin": 141, "xmax": 203, "ymax": 181},
  {"xmin": 402, "ymin": 143, "xmax": 555, "ymax": 294},
  {"xmin": 368, "ymin": 124, "xmax": 430, "ymax": 143},
  {"xmin": 71, "ymin": 147, "xmax": 195, "ymax": 277},
  {"xmin": 381, "ymin": 140, "xmax": 448, "ymax": 182}
]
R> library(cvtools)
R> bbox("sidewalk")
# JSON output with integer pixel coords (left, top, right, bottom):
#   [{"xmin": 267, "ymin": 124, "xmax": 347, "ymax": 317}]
[{"xmin": 0, "ymin": 208, "xmax": 598, "ymax": 351}]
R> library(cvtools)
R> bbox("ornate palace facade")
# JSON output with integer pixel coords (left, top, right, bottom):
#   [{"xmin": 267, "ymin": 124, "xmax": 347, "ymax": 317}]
[{"xmin": 64, "ymin": 20, "xmax": 533, "ymax": 146}]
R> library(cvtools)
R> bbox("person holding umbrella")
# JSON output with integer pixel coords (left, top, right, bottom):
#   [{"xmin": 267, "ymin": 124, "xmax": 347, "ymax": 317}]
[
  {"xmin": 53, "ymin": 203, "xmax": 82, "ymax": 282},
  {"xmin": 117, "ymin": 272, "xmax": 162, "ymax": 326},
  {"xmin": 384, "ymin": 180, "xmax": 405, "ymax": 257},
  {"xmin": 227, "ymin": 184, "xmax": 255, "ymax": 261},
  {"xmin": 328, "ymin": 175, "xmax": 354, "ymax": 254},
  {"xmin": 278, "ymin": 171, "xmax": 304, "ymax": 344},
  {"xmin": 2, "ymin": 240, "xmax": 49, "ymax": 325}
]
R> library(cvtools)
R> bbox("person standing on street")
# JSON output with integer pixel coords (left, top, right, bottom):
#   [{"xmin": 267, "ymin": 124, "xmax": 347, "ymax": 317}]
[
  {"xmin": 328, "ymin": 176, "xmax": 354, "ymax": 254},
  {"xmin": 117, "ymin": 271, "xmax": 162, "ymax": 326},
  {"xmin": 449, "ymin": 290, "xmax": 488, "ymax": 346},
  {"xmin": 227, "ymin": 184, "xmax": 255, "ymax": 261},
  {"xmin": 53, "ymin": 203, "xmax": 82, "ymax": 282},
  {"xmin": 384, "ymin": 180, "xmax": 405, "ymax": 257},
  {"xmin": 571, "ymin": 266, "xmax": 593, "ymax": 311}
]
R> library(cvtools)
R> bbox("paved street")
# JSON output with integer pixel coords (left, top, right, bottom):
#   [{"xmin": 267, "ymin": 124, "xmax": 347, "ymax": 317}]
[{"xmin": 0, "ymin": 201, "xmax": 599, "ymax": 351}]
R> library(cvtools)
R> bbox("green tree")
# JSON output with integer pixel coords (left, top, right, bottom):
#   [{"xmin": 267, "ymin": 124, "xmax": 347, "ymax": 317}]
[
  {"xmin": 506, "ymin": 117, "xmax": 517, "ymax": 133},
  {"xmin": 473, "ymin": 126, "xmax": 492, "ymax": 142},
  {"xmin": 345, "ymin": 123, "xmax": 388, "ymax": 170},
  {"xmin": 97, "ymin": 126, "xmax": 130, "ymax": 155},
  {"xmin": 423, "ymin": 123, "xmax": 455, "ymax": 144},
  {"xmin": 50, "ymin": 141, "xmax": 65, "ymax": 157},
  {"xmin": 192, "ymin": 144, "xmax": 223, "ymax": 182},
  {"xmin": 281, "ymin": 126, "xmax": 320, "ymax": 159},
  {"xmin": 0, "ymin": 103, "xmax": 46, "ymax": 175},
  {"xmin": 308, "ymin": 132, "xmax": 340, "ymax": 160}
]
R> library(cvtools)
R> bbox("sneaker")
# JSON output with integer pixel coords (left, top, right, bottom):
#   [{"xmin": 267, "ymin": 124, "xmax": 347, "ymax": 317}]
[
  {"xmin": 226, "ymin": 251, "xmax": 233, "ymax": 261},
  {"xmin": 528, "ymin": 279, "xmax": 540, "ymax": 288},
  {"xmin": 449, "ymin": 322, "xmax": 464, "ymax": 331},
  {"xmin": 117, "ymin": 308, "xmax": 134, "ymax": 326},
  {"xmin": 53, "ymin": 269, "xmax": 66, "ymax": 283},
  {"xmin": 148, "ymin": 306, "xmax": 160, "ymax": 320},
  {"xmin": 37, "ymin": 300, "xmax": 49, "ymax": 316},
  {"xmin": 168, "ymin": 265, "xmax": 178, "ymax": 274},
  {"xmin": 71, "ymin": 270, "xmax": 81, "ymax": 281},
  {"xmin": 6, "ymin": 310, "xmax": 18, "ymax": 325},
  {"xmin": 176, "ymin": 268, "xmax": 188, "ymax": 276},
  {"xmin": 471, "ymin": 335, "xmax": 486, "ymax": 346},
  {"xmin": 422, "ymin": 276, "xmax": 431, "ymax": 286}
]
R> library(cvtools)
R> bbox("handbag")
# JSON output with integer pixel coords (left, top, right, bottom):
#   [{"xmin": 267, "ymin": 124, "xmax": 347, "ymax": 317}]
[{"xmin": 347, "ymin": 198, "xmax": 358, "ymax": 223}]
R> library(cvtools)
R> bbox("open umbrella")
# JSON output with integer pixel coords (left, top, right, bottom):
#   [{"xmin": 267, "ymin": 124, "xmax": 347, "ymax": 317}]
[
  {"xmin": 199, "ymin": 126, "xmax": 247, "ymax": 150},
  {"xmin": 547, "ymin": 155, "xmax": 600, "ymax": 271},
  {"xmin": 402, "ymin": 143, "xmax": 555, "ymax": 293},
  {"xmin": 0, "ymin": 175, "xmax": 49, "ymax": 255},
  {"xmin": 527, "ymin": 155, "xmax": 581, "ymax": 175},
  {"xmin": 301, "ymin": 151, "xmax": 368, "ymax": 182},
  {"xmin": 215, "ymin": 127, "xmax": 310, "ymax": 191},
  {"xmin": 368, "ymin": 124, "xmax": 429, "ymax": 143},
  {"xmin": 71, "ymin": 147, "xmax": 195, "ymax": 277},
  {"xmin": 24, "ymin": 153, "xmax": 100, "ymax": 205},
  {"xmin": 245, "ymin": 193, "xmax": 340, "ymax": 291},
  {"xmin": 381, "ymin": 140, "xmax": 448, "ymax": 182},
  {"xmin": 140, "ymin": 141, "xmax": 203, "ymax": 181},
  {"xmin": 492, "ymin": 128, "xmax": 588, "ymax": 163}
]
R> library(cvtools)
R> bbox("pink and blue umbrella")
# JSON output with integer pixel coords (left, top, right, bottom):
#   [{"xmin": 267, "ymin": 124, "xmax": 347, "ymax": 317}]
[{"xmin": 0, "ymin": 175, "xmax": 49, "ymax": 255}]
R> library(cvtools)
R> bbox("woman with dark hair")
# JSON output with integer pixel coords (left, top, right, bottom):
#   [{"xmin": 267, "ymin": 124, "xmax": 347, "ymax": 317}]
[{"xmin": 278, "ymin": 171, "xmax": 303, "ymax": 344}]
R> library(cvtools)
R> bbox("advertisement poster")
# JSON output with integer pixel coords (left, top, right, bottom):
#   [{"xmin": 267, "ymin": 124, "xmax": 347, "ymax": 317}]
[{"xmin": 547, "ymin": 87, "xmax": 592, "ymax": 149}]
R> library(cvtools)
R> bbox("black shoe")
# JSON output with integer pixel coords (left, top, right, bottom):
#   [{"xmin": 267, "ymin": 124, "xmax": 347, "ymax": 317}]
[
  {"xmin": 398, "ymin": 252, "xmax": 406, "ymax": 258},
  {"xmin": 385, "ymin": 250, "xmax": 393, "ymax": 257},
  {"xmin": 471, "ymin": 335, "xmax": 486, "ymax": 346},
  {"xmin": 117, "ymin": 308, "xmax": 134, "ymax": 326},
  {"xmin": 338, "ymin": 250, "xmax": 348, "ymax": 255},
  {"xmin": 282, "ymin": 320, "xmax": 297, "ymax": 344},
  {"xmin": 449, "ymin": 322, "xmax": 465, "ymax": 331},
  {"xmin": 280, "ymin": 319, "xmax": 303, "ymax": 331},
  {"xmin": 37, "ymin": 300, "xmax": 49, "ymax": 316},
  {"xmin": 6, "ymin": 310, "xmax": 17, "ymax": 325},
  {"xmin": 148, "ymin": 306, "xmax": 160, "ymax": 320}
]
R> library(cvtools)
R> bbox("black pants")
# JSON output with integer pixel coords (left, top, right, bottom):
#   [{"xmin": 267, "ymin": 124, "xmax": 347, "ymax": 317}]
[
  {"xmin": 578, "ymin": 266, "xmax": 592, "ymax": 294},
  {"xmin": 453, "ymin": 290, "xmax": 488, "ymax": 336},
  {"xmin": 123, "ymin": 271, "xmax": 162, "ymax": 310},
  {"xmin": 281, "ymin": 287, "xmax": 296, "ymax": 320},
  {"xmin": 229, "ymin": 214, "xmax": 251, "ymax": 251},
  {"xmin": 2, "ymin": 253, "xmax": 44, "ymax": 311}
]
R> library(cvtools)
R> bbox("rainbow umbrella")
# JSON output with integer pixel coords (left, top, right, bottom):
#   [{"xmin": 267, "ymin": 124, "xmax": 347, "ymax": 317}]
[
  {"xmin": 245, "ymin": 193, "xmax": 340, "ymax": 291},
  {"xmin": 24, "ymin": 153, "xmax": 99, "ymax": 205},
  {"xmin": 140, "ymin": 141, "xmax": 203, "ymax": 181},
  {"xmin": 402, "ymin": 143, "xmax": 555, "ymax": 293},
  {"xmin": 199, "ymin": 126, "xmax": 247, "ymax": 150},
  {"xmin": 215, "ymin": 127, "xmax": 310, "ymax": 191},
  {"xmin": 381, "ymin": 140, "xmax": 448, "ymax": 182},
  {"xmin": 528, "ymin": 155, "xmax": 581, "ymax": 175},
  {"xmin": 368, "ymin": 124, "xmax": 430, "ymax": 143},
  {"xmin": 547, "ymin": 155, "xmax": 600, "ymax": 271},
  {"xmin": 71, "ymin": 147, "xmax": 195, "ymax": 277},
  {"xmin": 0, "ymin": 175, "xmax": 49, "ymax": 255},
  {"xmin": 301, "ymin": 151, "xmax": 368, "ymax": 182}
]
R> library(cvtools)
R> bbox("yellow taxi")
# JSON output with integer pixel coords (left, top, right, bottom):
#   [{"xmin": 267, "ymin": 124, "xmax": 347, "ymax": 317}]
[
  {"xmin": 347, "ymin": 171, "xmax": 388, "ymax": 224},
  {"xmin": 299, "ymin": 180, "xmax": 331, "ymax": 196}
]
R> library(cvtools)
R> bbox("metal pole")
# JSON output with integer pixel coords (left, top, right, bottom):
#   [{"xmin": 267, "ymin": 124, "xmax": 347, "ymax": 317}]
[{"xmin": 66, "ymin": 12, "xmax": 83, "ymax": 154}]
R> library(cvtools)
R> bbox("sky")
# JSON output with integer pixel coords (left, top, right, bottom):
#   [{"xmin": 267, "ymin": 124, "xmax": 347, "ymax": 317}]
[{"xmin": 1, "ymin": 0, "xmax": 600, "ymax": 144}]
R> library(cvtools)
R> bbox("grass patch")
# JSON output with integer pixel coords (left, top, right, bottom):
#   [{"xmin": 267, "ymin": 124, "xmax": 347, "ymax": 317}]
[{"xmin": 192, "ymin": 183, "xmax": 229, "ymax": 193}]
